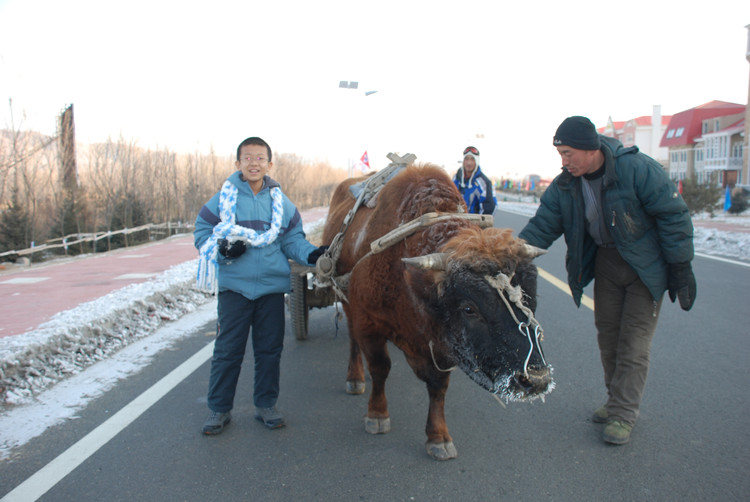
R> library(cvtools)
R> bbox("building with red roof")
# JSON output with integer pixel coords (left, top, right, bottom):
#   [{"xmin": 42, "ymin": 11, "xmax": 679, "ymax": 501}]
[
  {"xmin": 660, "ymin": 100, "xmax": 746, "ymax": 185},
  {"xmin": 600, "ymin": 106, "xmax": 672, "ymax": 164}
]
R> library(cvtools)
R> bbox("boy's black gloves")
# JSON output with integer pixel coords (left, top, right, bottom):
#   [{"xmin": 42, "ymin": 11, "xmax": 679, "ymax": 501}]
[
  {"xmin": 218, "ymin": 238, "xmax": 247, "ymax": 259},
  {"xmin": 667, "ymin": 262, "xmax": 696, "ymax": 311},
  {"xmin": 307, "ymin": 245, "xmax": 329, "ymax": 265}
]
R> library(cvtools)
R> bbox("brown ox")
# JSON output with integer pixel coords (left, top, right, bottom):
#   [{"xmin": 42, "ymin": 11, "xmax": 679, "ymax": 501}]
[{"xmin": 321, "ymin": 164, "xmax": 552, "ymax": 460}]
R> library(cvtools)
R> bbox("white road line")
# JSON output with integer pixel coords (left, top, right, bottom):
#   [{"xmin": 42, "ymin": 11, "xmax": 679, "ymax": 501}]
[
  {"xmin": 694, "ymin": 252, "xmax": 750, "ymax": 267},
  {"xmin": 113, "ymin": 273, "xmax": 158, "ymax": 280},
  {"xmin": 0, "ymin": 341, "xmax": 215, "ymax": 502},
  {"xmin": 0, "ymin": 277, "xmax": 49, "ymax": 284}
]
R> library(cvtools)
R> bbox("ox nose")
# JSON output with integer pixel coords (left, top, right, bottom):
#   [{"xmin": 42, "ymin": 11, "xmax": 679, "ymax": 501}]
[{"xmin": 515, "ymin": 365, "xmax": 552, "ymax": 395}]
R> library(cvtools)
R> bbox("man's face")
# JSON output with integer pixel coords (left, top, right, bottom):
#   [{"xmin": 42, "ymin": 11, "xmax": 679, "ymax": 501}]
[
  {"xmin": 556, "ymin": 145, "xmax": 600, "ymax": 177},
  {"xmin": 463, "ymin": 155, "xmax": 477, "ymax": 176},
  {"xmin": 236, "ymin": 144, "xmax": 272, "ymax": 187}
]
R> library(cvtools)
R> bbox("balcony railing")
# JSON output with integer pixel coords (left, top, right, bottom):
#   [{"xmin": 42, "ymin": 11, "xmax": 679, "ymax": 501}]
[{"xmin": 701, "ymin": 157, "xmax": 743, "ymax": 171}]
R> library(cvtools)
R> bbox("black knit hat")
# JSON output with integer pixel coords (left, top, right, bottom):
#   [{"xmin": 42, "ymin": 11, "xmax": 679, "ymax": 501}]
[{"xmin": 553, "ymin": 116, "xmax": 601, "ymax": 150}]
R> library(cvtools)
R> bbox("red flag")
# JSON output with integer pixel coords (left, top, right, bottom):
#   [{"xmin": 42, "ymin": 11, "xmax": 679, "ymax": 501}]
[
  {"xmin": 359, "ymin": 151, "xmax": 370, "ymax": 173},
  {"xmin": 678, "ymin": 179, "xmax": 683, "ymax": 194}
]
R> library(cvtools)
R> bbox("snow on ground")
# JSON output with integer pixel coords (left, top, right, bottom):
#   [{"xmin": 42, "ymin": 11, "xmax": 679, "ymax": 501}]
[
  {"xmin": 1, "ymin": 209, "xmax": 748, "ymax": 459},
  {"xmin": 497, "ymin": 197, "xmax": 750, "ymax": 261}
]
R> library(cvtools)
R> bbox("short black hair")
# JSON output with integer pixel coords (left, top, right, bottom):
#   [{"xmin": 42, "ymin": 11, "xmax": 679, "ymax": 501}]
[{"xmin": 236, "ymin": 137, "xmax": 272, "ymax": 162}]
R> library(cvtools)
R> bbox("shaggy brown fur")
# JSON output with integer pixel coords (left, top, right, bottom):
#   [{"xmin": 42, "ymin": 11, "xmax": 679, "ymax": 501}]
[
  {"xmin": 442, "ymin": 226, "xmax": 529, "ymax": 274},
  {"xmin": 319, "ymin": 162, "xmax": 544, "ymax": 460}
]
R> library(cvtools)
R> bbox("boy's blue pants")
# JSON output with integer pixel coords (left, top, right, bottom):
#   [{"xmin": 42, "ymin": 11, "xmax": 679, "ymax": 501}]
[{"xmin": 207, "ymin": 291, "xmax": 285, "ymax": 412}]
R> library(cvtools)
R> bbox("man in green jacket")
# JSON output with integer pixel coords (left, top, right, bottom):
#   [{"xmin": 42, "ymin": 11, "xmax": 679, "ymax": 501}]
[{"xmin": 519, "ymin": 116, "xmax": 696, "ymax": 445}]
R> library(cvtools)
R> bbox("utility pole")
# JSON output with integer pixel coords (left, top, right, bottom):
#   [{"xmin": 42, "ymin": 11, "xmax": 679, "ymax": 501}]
[
  {"xmin": 57, "ymin": 104, "xmax": 81, "ymax": 252},
  {"xmin": 743, "ymin": 24, "xmax": 749, "ymax": 186},
  {"xmin": 59, "ymin": 104, "xmax": 77, "ymax": 191}
]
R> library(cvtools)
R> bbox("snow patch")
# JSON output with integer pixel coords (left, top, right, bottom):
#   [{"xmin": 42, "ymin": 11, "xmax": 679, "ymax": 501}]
[{"xmin": 0, "ymin": 261, "xmax": 213, "ymax": 405}]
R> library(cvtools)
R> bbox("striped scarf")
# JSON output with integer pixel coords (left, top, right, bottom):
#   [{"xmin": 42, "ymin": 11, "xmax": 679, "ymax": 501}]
[{"xmin": 196, "ymin": 180, "xmax": 284, "ymax": 292}]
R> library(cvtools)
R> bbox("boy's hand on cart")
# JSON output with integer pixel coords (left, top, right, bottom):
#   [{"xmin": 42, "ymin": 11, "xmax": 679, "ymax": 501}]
[{"xmin": 308, "ymin": 245, "xmax": 329, "ymax": 265}]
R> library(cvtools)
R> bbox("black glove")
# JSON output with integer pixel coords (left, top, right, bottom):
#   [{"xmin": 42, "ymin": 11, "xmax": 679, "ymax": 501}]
[
  {"xmin": 667, "ymin": 262, "xmax": 696, "ymax": 311},
  {"xmin": 218, "ymin": 238, "xmax": 247, "ymax": 259},
  {"xmin": 307, "ymin": 245, "xmax": 329, "ymax": 265}
]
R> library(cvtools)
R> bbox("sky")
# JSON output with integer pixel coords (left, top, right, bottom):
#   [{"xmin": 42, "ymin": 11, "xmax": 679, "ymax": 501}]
[{"xmin": 0, "ymin": 0, "xmax": 748, "ymax": 180}]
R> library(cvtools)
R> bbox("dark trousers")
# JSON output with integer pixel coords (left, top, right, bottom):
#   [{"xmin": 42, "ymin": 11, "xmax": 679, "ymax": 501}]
[
  {"xmin": 207, "ymin": 291, "xmax": 285, "ymax": 412},
  {"xmin": 594, "ymin": 247, "xmax": 663, "ymax": 426}
]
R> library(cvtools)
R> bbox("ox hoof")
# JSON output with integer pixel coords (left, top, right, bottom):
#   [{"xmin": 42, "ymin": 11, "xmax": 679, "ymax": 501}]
[
  {"xmin": 364, "ymin": 416, "xmax": 391, "ymax": 434},
  {"xmin": 346, "ymin": 380, "xmax": 366, "ymax": 395},
  {"xmin": 425, "ymin": 441, "xmax": 458, "ymax": 461}
]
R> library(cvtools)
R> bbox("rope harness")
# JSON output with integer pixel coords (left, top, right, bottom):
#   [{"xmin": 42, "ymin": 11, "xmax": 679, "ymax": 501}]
[
  {"xmin": 484, "ymin": 272, "xmax": 547, "ymax": 379},
  {"xmin": 426, "ymin": 272, "xmax": 546, "ymax": 377},
  {"xmin": 314, "ymin": 153, "xmax": 416, "ymax": 300},
  {"xmin": 314, "ymin": 153, "xmax": 492, "ymax": 303},
  {"xmin": 312, "ymin": 152, "xmax": 544, "ymax": 383}
]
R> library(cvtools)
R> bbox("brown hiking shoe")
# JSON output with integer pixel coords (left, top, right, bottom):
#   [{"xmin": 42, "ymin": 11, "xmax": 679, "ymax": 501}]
[
  {"xmin": 603, "ymin": 420, "xmax": 632, "ymax": 445},
  {"xmin": 592, "ymin": 405, "xmax": 608, "ymax": 424}
]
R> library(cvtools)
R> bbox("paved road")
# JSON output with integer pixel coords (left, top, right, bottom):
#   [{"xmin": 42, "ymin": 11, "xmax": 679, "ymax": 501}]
[{"xmin": 1, "ymin": 210, "xmax": 748, "ymax": 501}]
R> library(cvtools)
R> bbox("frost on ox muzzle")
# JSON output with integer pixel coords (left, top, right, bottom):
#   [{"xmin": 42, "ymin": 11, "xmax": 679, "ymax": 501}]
[
  {"xmin": 482, "ymin": 271, "xmax": 554, "ymax": 402},
  {"xmin": 404, "ymin": 250, "xmax": 554, "ymax": 403},
  {"xmin": 454, "ymin": 318, "xmax": 554, "ymax": 403}
]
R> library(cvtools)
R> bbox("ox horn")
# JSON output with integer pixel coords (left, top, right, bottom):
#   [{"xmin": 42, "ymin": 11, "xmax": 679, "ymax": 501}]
[
  {"xmin": 523, "ymin": 244, "xmax": 548, "ymax": 258},
  {"xmin": 402, "ymin": 253, "xmax": 449, "ymax": 270}
]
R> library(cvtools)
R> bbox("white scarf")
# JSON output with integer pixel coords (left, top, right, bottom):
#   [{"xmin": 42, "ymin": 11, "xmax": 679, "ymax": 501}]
[{"xmin": 196, "ymin": 180, "xmax": 284, "ymax": 292}]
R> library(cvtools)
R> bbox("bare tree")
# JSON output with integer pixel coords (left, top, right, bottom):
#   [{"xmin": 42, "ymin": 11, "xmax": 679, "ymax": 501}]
[{"xmin": 2, "ymin": 106, "xmax": 353, "ymax": 261}]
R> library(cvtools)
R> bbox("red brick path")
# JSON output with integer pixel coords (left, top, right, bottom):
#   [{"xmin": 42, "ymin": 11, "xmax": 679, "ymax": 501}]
[{"xmin": 0, "ymin": 208, "xmax": 328, "ymax": 339}]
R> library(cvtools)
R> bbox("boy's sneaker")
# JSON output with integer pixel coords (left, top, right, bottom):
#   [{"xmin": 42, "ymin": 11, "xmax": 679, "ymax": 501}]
[
  {"xmin": 603, "ymin": 420, "xmax": 632, "ymax": 445},
  {"xmin": 202, "ymin": 411, "xmax": 231, "ymax": 435},
  {"xmin": 592, "ymin": 405, "xmax": 608, "ymax": 424},
  {"xmin": 255, "ymin": 406, "xmax": 285, "ymax": 429}
]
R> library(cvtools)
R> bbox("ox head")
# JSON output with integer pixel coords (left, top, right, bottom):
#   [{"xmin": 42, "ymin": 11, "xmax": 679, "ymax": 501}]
[{"xmin": 403, "ymin": 227, "xmax": 553, "ymax": 402}]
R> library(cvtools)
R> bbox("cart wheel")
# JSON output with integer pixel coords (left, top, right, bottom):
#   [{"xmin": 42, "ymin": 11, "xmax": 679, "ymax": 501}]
[{"xmin": 289, "ymin": 272, "xmax": 309, "ymax": 340}]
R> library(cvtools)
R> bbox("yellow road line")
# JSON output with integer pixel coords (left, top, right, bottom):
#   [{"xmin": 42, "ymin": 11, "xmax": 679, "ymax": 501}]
[{"xmin": 537, "ymin": 267, "xmax": 594, "ymax": 311}]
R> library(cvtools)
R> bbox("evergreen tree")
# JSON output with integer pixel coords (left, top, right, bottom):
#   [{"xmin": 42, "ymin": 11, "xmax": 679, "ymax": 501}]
[
  {"xmin": 728, "ymin": 189, "xmax": 748, "ymax": 215},
  {"xmin": 679, "ymin": 178, "xmax": 723, "ymax": 217},
  {"xmin": 0, "ymin": 186, "xmax": 30, "ymax": 254}
]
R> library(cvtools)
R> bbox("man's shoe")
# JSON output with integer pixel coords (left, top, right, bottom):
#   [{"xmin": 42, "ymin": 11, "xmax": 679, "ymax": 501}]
[
  {"xmin": 603, "ymin": 420, "xmax": 632, "ymax": 445},
  {"xmin": 255, "ymin": 406, "xmax": 285, "ymax": 429},
  {"xmin": 592, "ymin": 405, "xmax": 608, "ymax": 424},
  {"xmin": 202, "ymin": 411, "xmax": 231, "ymax": 435}
]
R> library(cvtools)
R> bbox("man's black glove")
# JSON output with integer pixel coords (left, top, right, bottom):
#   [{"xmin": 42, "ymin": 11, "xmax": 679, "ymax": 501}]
[
  {"xmin": 218, "ymin": 238, "xmax": 247, "ymax": 259},
  {"xmin": 307, "ymin": 245, "xmax": 329, "ymax": 265},
  {"xmin": 667, "ymin": 262, "xmax": 696, "ymax": 311}
]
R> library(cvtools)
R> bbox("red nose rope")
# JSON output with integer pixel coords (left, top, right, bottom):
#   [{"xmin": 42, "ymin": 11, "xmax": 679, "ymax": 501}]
[{"xmin": 484, "ymin": 272, "xmax": 547, "ymax": 379}]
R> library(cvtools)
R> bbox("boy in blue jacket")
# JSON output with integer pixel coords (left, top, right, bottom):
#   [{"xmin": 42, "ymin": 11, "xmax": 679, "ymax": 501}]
[{"xmin": 194, "ymin": 137, "xmax": 325, "ymax": 434}]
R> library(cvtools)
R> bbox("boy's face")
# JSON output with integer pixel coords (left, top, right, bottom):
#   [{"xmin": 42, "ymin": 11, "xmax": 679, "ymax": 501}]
[{"xmin": 236, "ymin": 144, "xmax": 272, "ymax": 188}]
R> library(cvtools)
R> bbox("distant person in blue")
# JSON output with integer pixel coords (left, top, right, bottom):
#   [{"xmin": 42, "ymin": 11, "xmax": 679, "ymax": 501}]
[
  {"xmin": 453, "ymin": 146, "xmax": 496, "ymax": 214},
  {"xmin": 194, "ymin": 136, "xmax": 326, "ymax": 435}
]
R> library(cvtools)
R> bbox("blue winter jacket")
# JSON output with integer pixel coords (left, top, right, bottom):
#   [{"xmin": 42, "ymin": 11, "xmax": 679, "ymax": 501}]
[
  {"xmin": 518, "ymin": 135, "xmax": 693, "ymax": 306},
  {"xmin": 453, "ymin": 166, "xmax": 496, "ymax": 215},
  {"xmin": 194, "ymin": 171, "xmax": 317, "ymax": 300}
]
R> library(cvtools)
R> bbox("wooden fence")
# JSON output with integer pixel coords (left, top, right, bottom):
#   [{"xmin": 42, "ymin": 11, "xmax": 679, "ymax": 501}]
[{"xmin": 0, "ymin": 222, "xmax": 193, "ymax": 260}]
